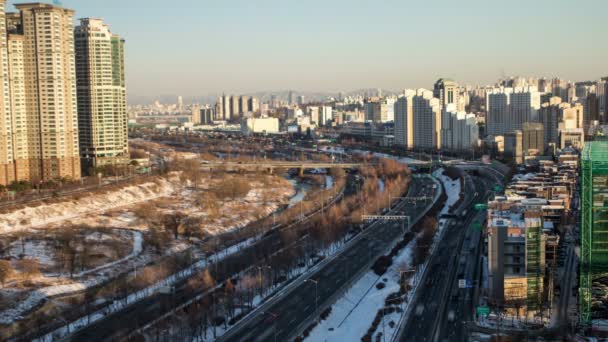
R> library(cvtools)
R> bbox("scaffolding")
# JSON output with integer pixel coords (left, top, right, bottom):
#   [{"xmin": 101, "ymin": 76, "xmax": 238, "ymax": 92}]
[
  {"xmin": 525, "ymin": 214, "xmax": 545, "ymax": 311},
  {"xmin": 581, "ymin": 141, "xmax": 608, "ymax": 324}
]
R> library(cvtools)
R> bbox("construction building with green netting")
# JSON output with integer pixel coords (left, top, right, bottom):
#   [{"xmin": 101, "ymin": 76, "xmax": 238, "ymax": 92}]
[{"xmin": 580, "ymin": 141, "xmax": 608, "ymax": 324}]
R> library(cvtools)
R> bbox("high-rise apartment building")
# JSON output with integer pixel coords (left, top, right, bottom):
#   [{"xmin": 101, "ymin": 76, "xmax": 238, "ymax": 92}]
[
  {"xmin": 433, "ymin": 78, "xmax": 459, "ymax": 110},
  {"xmin": 394, "ymin": 90, "xmax": 415, "ymax": 148},
  {"xmin": 177, "ymin": 95, "xmax": 183, "ymax": 112},
  {"xmin": 440, "ymin": 104, "xmax": 479, "ymax": 151},
  {"xmin": 239, "ymin": 95, "xmax": 249, "ymax": 114},
  {"xmin": 0, "ymin": 2, "xmax": 82, "ymax": 185},
  {"xmin": 230, "ymin": 95, "xmax": 239, "ymax": 120},
  {"xmin": 412, "ymin": 89, "xmax": 441, "ymax": 149},
  {"xmin": 249, "ymin": 96, "xmax": 259, "ymax": 113},
  {"xmin": 539, "ymin": 96, "xmax": 585, "ymax": 153},
  {"xmin": 486, "ymin": 87, "xmax": 540, "ymax": 137},
  {"xmin": 75, "ymin": 18, "xmax": 128, "ymax": 170}
]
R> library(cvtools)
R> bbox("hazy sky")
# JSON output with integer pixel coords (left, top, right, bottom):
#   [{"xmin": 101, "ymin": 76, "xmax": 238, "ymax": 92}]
[{"xmin": 7, "ymin": 0, "xmax": 608, "ymax": 97}]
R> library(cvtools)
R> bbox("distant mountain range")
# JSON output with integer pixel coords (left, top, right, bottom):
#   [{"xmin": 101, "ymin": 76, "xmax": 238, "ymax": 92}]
[{"xmin": 128, "ymin": 88, "xmax": 398, "ymax": 106}]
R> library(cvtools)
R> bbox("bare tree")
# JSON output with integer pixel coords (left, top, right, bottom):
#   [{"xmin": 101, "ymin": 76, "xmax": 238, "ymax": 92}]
[
  {"xmin": 0, "ymin": 260, "xmax": 13, "ymax": 287},
  {"xmin": 18, "ymin": 258, "xmax": 40, "ymax": 280}
]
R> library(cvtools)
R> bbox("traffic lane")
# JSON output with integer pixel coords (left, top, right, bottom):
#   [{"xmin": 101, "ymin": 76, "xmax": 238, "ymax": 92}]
[
  {"xmin": 402, "ymin": 225, "xmax": 460, "ymax": 341},
  {"xmin": 222, "ymin": 181, "xmax": 435, "ymax": 341},
  {"xmin": 402, "ymin": 178, "xmax": 487, "ymax": 342},
  {"xmin": 439, "ymin": 182, "xmax": 491, "ymax": 341}
]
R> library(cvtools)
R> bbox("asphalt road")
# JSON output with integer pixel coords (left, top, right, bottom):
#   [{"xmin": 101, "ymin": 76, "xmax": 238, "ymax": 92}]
[
  {"xmin": 398, "ymin": 172, "xmax": 495, "ymax": 342},
  {"xmin": 218, "ymin": 176, "xmax": 439, "ymax": 342}
]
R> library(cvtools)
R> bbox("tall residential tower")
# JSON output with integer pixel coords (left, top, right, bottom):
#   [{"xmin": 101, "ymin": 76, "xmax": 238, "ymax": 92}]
[{"xmin": 75, "ymin": 18, "xmax": 128, "ymax": 170}]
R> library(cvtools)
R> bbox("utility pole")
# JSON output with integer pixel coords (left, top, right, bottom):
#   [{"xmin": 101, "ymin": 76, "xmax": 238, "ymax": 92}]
[{"xmin": 305, "ymin": 279, "xmax": 319, "ymax": 323}]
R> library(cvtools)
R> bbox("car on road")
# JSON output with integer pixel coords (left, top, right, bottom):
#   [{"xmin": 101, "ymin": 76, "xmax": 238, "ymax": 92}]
[
  {"xmin": 415, "ymin": 304, "xmax": 425, "ymax": 316},
  {"xmin": 448, "ymin": 310, "xmax": 455, "ymax": 322}
]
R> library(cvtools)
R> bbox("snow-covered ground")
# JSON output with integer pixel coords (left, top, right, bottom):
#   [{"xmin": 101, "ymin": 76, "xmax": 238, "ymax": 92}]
[
  {"xmin": 0, "ymin": 230, "xmax": 143, "ymax": 325},
  {"xmin": 306, "ymin": 243, "xmax": 415, "ymax": 342},
  {"xmin": 433, "ymin": 169, "xmax": 461, "ymax": 216},
  {"xmin": 0, "ymin": 179, "xmax": 175, "ymax": 234},
  {"xmin": 36, "ymin": 235, "xmax": 261, "ymax": 342}
]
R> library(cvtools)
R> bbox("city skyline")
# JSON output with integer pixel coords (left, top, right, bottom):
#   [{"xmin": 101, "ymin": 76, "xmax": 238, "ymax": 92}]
[{"xmin": 5, "ymin": 0, "xmax": 606, "ymax": 98}]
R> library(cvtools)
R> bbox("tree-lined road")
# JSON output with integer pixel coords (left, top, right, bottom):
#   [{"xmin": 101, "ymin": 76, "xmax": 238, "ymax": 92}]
[{"xmin": 219, "ymin": 175, "xmax": 440, "ymax": 342}]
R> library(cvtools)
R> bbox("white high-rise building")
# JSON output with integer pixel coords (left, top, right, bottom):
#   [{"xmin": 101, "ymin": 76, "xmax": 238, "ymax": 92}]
[
  {"xmin": 319, "ymin": 106, "xmax": 333, "ymax": 126},
  {"xmin": 413, "ymin": 89, "xmax": 442, "ymax": 149},
  {"xmin": 75, "ymin": 18, "xmax": 128, "ymax": 169},
  {"xmin": 441, "ymin": 104, "xmax": 478, "ymax": 151},
  {"xmin": 394, "ymin": 90, "xmax": 415, "ymax": 148},
  {"xmin": 177, "ymin": 95, "xmax": 183, "ymax": 112},
  {"xmin": 433, "ymin": 78, "xmax": 461, "ymax": 110},
  {"xmin": 486, "ymin": 87, "xmax": 541, "ymax": 137}
]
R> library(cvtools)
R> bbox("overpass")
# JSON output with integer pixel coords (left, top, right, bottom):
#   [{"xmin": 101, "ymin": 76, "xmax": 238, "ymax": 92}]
[{"xmin": 201, "ymin": 161, "xmax": 368, "ymax": 175}]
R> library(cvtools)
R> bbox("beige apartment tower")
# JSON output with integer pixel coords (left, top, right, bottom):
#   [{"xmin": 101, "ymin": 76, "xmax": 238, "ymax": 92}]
[
  {"xmin": 75, "ymin": 18, "xmax": 128, "ymax": 170},
  {"xmin": 0, "ymin": 2, "xmax": 81, "ymax": 185}
]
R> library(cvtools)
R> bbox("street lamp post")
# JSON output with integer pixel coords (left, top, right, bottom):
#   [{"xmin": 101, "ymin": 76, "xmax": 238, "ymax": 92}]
[
  {"xmin": 261, "ymin": 311, "xmax": 279, "ymax": 342},
  {"xmin": 305, "ymin": 279, "xmax": 319, "ymax": 323},
  {"xmin": 257, "ymin": 265, "xmax": 271, "ymax": 297}
]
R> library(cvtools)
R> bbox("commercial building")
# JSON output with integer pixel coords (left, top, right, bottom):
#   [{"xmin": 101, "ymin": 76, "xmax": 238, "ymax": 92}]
[
  {"xmin": 241, "ymin": 117, "xmax": 279, "ymax": 135},
  {"xmin": 0, "ymin": 2, "xmax": 81, "ymax": 185},
  {"xmin": 522, "ymin": 122, "xmax": 544, "ymax": 156},
  {"xmin": 505, "ymin": 130, "xmax": 523, "ymax": 164},
  {"xmin": 75, "ymin": 18, "xmax": 128, "ymax": 170}
]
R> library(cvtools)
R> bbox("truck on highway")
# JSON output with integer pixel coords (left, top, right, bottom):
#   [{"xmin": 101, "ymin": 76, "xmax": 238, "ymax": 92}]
[{"xmin": 448, "ymin": 310, "xmax": 455, "ymax": 322}]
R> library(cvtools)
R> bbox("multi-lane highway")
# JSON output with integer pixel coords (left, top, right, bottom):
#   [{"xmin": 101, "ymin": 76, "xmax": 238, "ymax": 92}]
[
  {"xmin": 397, "ymin": 169, "xmax": 500, "ymax": 342},
  {"xmin": 218, "ymin": 175, "xmax": 440, "ymax": 342}
]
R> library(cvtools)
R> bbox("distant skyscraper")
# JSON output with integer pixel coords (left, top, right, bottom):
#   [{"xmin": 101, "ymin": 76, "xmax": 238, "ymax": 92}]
[
  {"xmin": 75, "ymin": 18, "xmax": 128, "ymax": 169},
  {"xmin": 239, "ymin": 95, "xmax": 250, "ymax": 114},
  {"xmin": 222, "ymin": 94, "xmax": 230, "ymax": 120},
  {"xmin": 220, "ymin": 95, "xmax": 224, "ymax": 120},
  {"xmin": 177, "ymin": 95, "xmax": 183, "ymax": 112},
  {"xmin": 270, "ymin": 94, "xmax": 278, "ymax": 109},
  {"xmin": 249, "ymin": 97, "xmax": 259, "ymax": 113},
  {"xmin": 288, "ymin": 91, "xmax": 296, "ymax": 106},
  {"xmin": 230, "ymin": 95, "xmax": 240, "ymax": 119},
  {"xmin": 297, "ymin": 95, "xmax": 305, "ymax": 106},
  {"xmin": 0, "ymin": 2, "xmax": 82, "ymax": 183}
]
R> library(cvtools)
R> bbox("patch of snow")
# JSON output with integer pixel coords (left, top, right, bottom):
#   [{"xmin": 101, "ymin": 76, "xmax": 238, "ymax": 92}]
[
  {"xmin": 0, "ymin": 179, "xmax": 175, "ymax": 234},
  {"xmin": 0, "ymin": 230, "xmax": 144, "ymax": 324},
  {"xmin": 433, "ymin": 169, "xmax": 461, "ymax": 216}
]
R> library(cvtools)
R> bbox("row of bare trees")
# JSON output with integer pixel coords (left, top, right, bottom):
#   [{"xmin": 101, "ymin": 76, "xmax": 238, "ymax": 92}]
[{"xmin": 147, "ymin": 158, "xmax": 412, "ymax": 340}]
